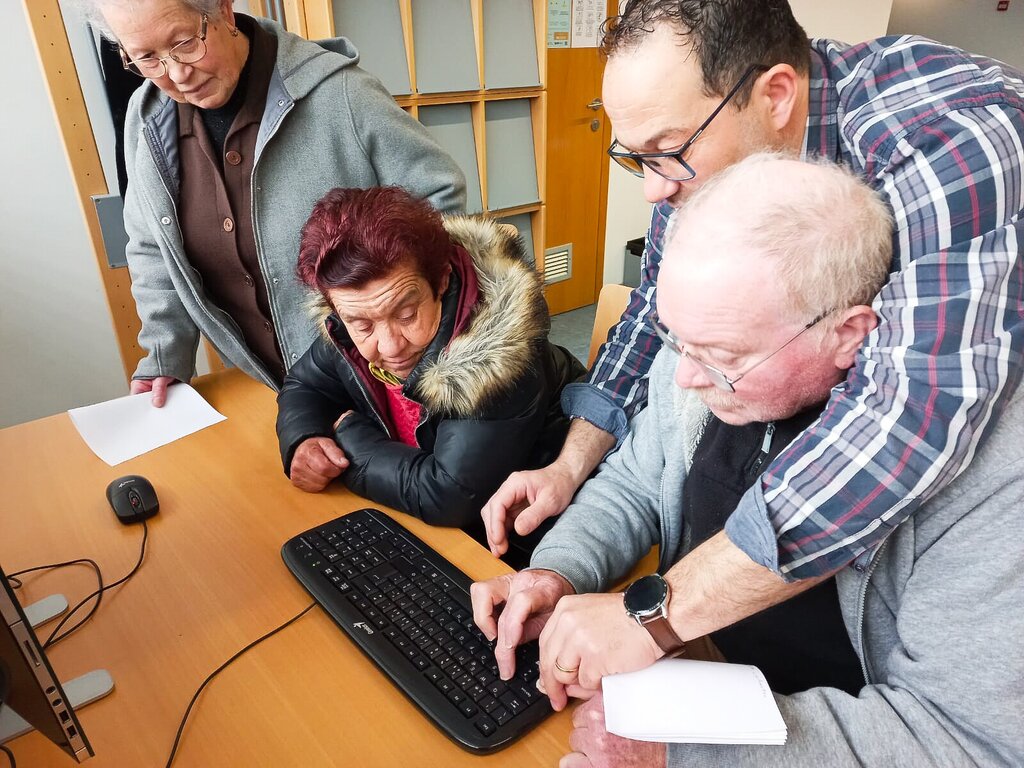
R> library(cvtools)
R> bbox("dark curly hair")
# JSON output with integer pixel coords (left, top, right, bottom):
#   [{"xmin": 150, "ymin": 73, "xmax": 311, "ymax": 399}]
[{"xmin": 601, "ymin": 0, "xmax": 810, "ymax": 106}]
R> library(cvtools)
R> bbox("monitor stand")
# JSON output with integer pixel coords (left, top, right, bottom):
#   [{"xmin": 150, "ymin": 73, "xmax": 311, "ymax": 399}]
[
  {"xmin": 22, "ymin": 594, "xmax": 68, "ymax": 629},
  {"xmin": 0, "ymin": 669, "xmax": 114, "ymax": 745}
]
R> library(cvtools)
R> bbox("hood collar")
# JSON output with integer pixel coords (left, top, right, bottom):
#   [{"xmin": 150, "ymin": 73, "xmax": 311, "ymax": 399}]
[{"xmin": 317, "ymin": 216, "xmax": 549, "ymax": 416}]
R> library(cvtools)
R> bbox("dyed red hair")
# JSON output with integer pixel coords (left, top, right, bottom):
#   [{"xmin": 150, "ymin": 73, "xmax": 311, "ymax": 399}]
[{"xmin": 297, "ymin": 187, "xmax": 452, "ymax": 297}]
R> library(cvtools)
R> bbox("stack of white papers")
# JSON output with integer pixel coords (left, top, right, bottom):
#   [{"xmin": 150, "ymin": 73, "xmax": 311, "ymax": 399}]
[
  {"xmin": 604, "ymin": 659, "xmax": 787, "ymax": 745},
  {"xmin": 68, "ymin": 384, "xmax": 226, "ymax": 466}
]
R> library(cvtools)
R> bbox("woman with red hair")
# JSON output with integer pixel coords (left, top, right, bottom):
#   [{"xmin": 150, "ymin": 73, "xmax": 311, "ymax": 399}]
[{"xmin": 276, "ymin": 187, "xmax": 584, "ymax": 558}]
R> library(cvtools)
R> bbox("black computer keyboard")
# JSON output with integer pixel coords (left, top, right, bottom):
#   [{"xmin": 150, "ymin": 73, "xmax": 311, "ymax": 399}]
[{"xmin": 281, "ymin": 508, "xmax": 552, "ymax": 753}]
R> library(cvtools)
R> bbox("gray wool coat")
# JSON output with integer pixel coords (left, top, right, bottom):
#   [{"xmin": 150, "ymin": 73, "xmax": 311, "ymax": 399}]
[{"xmin": 121, "ymin": 16, "xmax": 466, "ymax": 387}]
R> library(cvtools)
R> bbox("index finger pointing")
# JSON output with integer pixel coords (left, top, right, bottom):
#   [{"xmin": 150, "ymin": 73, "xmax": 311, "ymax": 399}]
[
  {"xmin": 495, "ymin": 583, "xmax": 549, "ymax": 679},
  {"xmin": 481, "ymin": 499, "xmax": 509, "ymax": 556}
]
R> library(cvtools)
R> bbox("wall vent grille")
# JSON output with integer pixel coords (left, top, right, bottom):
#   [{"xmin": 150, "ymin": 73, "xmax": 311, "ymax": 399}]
[{"xmin": 543, "ymin": 244, "xmax": 573, "ymax": 285}]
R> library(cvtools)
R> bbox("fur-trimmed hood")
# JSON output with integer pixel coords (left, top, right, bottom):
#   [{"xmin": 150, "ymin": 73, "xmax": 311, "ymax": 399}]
[{"xmin": 315, "ymin": 215, "xmax": 550, "ymax": 416}]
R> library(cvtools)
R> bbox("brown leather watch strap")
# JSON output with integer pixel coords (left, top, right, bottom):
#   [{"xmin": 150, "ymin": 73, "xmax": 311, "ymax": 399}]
[{"xmin": 643, "ymin": 615, "xmax": 686, "ymax": 657}]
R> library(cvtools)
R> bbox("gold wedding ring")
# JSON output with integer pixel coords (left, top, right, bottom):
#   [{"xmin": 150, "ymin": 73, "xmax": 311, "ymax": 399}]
[{"xmin": 554, "ymin": 659, "xmax": 579, "ymax": 675}]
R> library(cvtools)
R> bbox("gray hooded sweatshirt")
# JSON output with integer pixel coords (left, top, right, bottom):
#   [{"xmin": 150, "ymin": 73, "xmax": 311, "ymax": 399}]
[
  {"xmin": 121, "ymin": 17, "xmax": 466, "ymax": 387},
  {"xmin": 531, "ymin": 349, "xmax": 1024, "ymax": 766}
]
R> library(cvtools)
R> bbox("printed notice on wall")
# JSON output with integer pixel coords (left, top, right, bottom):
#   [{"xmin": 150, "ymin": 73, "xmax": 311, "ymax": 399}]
[
  {"xmin": 548, "ymin": 0, "xmax": 570, "ymax": 48},
  {"xmin": 570, "ymin": 0, "xmax": 602, "ymax": 48}
]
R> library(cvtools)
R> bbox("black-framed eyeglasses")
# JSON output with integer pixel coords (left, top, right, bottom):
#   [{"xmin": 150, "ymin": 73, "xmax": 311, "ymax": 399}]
[
  {"xmin": 119, "ymin": 14, "xmax": 209, "ymax": 79},
  {"xmin": 607, "ymin": 64, "xmax": 771, "ymax": 182},
  {"xmin": 650, "ymin": 308, "xmax": 830, "ymax": 392}
]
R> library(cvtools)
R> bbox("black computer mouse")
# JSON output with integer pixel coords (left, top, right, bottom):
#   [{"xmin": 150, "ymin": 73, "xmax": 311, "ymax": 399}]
[{"xmin": 106, "ymin": 475, "xmax": 159, "ymax": 524}]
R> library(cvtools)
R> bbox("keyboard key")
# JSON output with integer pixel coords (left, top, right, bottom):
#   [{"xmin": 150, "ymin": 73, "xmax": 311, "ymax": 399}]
[
  {"xmin": 394, "ymin": 558, "xmax": 419, "ymax": 578},
  {"xmin": 480, "ymin": 695, "xmax": 500, "ymax": 714},
  {"xmin": 460, "ymin": 700, "xmax": 479, "ymax": 718},
  {"xmin": 467, "ymin": 683, "xmax": 488, "ymax": 702},
  {"xmin": 499, "ymin": 691, "xmax": 525, "ymax": 717},
  {"xmin": 492, "ymin": 706, "xmax": 512, "ymax": 726},
  {"xmin": 426, "ymin": 644, "xmax": 444, "ymax": 660},
  {"xmin": 447, "ymin": 689, "xmax": 467, "ymax": 706},
  {"xmin": 474, "ymin": 715, "xmax": 497, "ymax": 737},
  {"xmin": 514, "ymin": 682, "xmax": 541, "ymax": 704}
]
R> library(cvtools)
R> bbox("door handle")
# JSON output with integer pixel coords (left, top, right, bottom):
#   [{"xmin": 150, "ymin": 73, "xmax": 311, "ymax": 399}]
[{"xmin": 586, "ymin": 99, "xmax": 603, "ymax": 111}]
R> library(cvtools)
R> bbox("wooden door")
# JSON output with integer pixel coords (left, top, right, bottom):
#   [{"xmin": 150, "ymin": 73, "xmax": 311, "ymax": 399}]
[{"xmin": 543, "ymin": 31, "xmax": 613, "ymax": 315}]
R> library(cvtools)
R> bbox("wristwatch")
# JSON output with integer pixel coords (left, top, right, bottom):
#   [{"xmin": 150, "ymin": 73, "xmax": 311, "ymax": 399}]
[{"xmin": 623, "ymin": 574, "xmax": 686, "ymax": 656}]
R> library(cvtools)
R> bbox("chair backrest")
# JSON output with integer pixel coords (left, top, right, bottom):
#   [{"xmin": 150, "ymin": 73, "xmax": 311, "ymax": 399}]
[{"xmin": 587, "ymin": 283, "xmax": 634, "ymax": 367}]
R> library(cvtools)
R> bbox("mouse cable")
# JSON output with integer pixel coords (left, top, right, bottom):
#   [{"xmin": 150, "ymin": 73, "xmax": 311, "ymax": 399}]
[
  {"xmin": 6, "ymin": 557, "xmax": 104, "ymax": 634},
  {"xmin": 164, "ymin": 601, "xmax": 317, "ymax": 768},
  {"xmin": 0, "ymin": 743, "xmax": 15, "ymax": 768},
  {"xmin": 42, "ymin": 519, "xmax": 149, "ymax": 650},
  {"xmin": 6, "ymin": 557, "xmax": 104, "ymax": 592}
]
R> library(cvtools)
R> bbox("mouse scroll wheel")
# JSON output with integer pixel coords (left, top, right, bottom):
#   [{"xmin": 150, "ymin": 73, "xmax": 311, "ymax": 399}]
[{"xmin": 128, "ymin": 490, "xmax": 142, "ymax": 508}]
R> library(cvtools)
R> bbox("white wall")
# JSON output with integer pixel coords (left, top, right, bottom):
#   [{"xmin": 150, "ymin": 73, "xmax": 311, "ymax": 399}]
[
  {"xmin": 789, "ymin": 0, "xmax": 893, "ymax": 43},
  {"xmin": 888, "ymin": 0, "xmax": 1024, "ymax": 70},
  {"xmin": 0, "ymin": 2, "xmax": 126, "ymax": 428},
  {"xmin": 600, "ymin": 0, "xmax": 895, "ymax": 286}
]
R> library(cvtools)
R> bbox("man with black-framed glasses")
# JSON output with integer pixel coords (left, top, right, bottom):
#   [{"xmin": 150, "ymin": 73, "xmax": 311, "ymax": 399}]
[
  {"xmin": 473, "ymin": 153, "xmax": 1024, "ymax": 768},
  {"xmin": 479, "ymin": 0, "xmax": 1024, "ymax": 754}
]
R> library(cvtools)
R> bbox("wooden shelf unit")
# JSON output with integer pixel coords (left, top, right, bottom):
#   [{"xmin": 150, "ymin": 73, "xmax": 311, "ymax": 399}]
[{"xmin": 298, "ymin": 0, "xmax": 548, "ymax": 270}]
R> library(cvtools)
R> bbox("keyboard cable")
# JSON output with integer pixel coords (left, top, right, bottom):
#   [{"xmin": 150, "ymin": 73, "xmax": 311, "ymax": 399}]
[{"xmin": 164, "ymin": 601, "xmax": 317, "ymax": 768}]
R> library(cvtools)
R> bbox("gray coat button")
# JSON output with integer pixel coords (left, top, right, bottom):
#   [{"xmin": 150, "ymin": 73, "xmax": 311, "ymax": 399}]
[{"xmin": 160, "ymin": 216, "xmax": 171, "ymax": 225}]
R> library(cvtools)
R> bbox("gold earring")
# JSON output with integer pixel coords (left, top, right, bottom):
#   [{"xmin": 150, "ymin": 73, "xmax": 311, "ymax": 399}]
[{"xmin": 229, "ymin": 25, "xmax": 240, "ymax": 37}]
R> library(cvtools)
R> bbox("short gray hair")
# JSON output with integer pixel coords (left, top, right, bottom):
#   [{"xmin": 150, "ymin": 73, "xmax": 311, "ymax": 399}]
[
  {"xmin": 68, "ymin": 0, "xmax": 224, "ymax": 40},
  {"xmin": 668, "ymin": 152, "xmax": 893, "ymax": 323}
]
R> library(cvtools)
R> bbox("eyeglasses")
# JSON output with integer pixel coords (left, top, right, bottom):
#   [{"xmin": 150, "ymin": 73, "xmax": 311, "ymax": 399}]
[
  {"xmin": 607, "ymin": 64, "xmax": 770, "ymax": 182},
  {"xmin": 650, "ymin": 309, "xmax": 830, "ymax": 392},
  {"xmin": 119, "ymin": 14, "xmax": 208, "ymax": 79}
]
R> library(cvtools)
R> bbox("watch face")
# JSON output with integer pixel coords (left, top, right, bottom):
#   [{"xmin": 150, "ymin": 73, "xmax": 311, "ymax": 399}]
[{"xmin": 624, "ymin": 574, "xmax": 668, "ymax": 617}]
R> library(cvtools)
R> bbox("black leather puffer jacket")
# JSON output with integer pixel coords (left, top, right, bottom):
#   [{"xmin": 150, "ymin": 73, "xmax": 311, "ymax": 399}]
[{"xmin": 276, "ymin": 216, "xmax": 585, "ymax": 530}]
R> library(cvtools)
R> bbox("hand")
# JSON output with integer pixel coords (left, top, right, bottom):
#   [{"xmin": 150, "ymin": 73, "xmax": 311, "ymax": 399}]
[
  {"xmin": 470, "ymin": 569, "xmax": 575, "ymax": 680},
  {"xmin": 560, "ymin": 692, "xmax": 666, "ymax": 768},
  {"xmin": 481, "ymin": 460, "xmax": 581, "ymax": 557},
  {"xmin": 290, "ymin": 437, "xmax": 349, "ymax": 493},
  {"xmin": 333, "ymin": 410, "xmax": 354, "ymax": 430},
  {"xmin": 130, "ymin": 376, "xmax": 178, "ymax": 407},
  {"xmin": 539, "ymin": 593, "xmax": 661, "ymax": 711}
]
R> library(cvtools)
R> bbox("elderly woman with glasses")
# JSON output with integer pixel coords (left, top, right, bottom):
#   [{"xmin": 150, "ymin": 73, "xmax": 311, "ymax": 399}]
[
  {"xmin": 73, "ymin": 0, "xmax": 465, "ymax": 404},
  {"xmin": 276, "ymin": 187, "xmax": 584, "ymax": 560}
]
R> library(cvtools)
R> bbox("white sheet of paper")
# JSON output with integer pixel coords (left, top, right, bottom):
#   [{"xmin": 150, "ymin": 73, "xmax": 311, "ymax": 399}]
[
  {"xmin": 68, "ymin": 384, "xmax": 226, "ymax": 466},
  {"xmin": 603, "ymin": 659, "xmax": 787, "ymax": 745}
]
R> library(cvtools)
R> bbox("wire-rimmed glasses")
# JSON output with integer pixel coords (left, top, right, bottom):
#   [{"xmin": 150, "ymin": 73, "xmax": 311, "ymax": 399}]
[{"xmin": 119, "ymin": 14, "xmax": 209, "ymax": 79}]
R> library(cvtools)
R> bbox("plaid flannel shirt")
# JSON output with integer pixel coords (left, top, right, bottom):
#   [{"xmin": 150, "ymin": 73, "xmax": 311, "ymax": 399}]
[{"xmin": 562, "ymin": 36, "xmax": 1024, "ymax": 579}]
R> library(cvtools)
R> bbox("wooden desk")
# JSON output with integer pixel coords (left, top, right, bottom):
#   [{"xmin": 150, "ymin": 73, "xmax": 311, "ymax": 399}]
[{"xmin": 0, "ymin": 371, "xmax": 572, "ymax": 766}]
